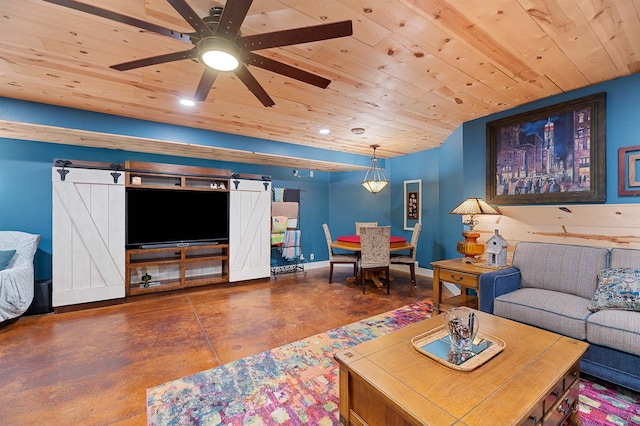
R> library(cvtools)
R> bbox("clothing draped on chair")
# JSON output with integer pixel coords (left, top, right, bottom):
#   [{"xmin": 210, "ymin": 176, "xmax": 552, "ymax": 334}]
[
  {"xmin": 322, "ymin": 223, "xmax": 358, "ymax": 283},
  {"xmin": 355, "ymin": 221, "xmax": 378, "ymax": 236},
  {"xmin": 359, "ymin": 226, "xmax": 391, "ymax": 294},
  {"xmin": 391, "ymin": 223, "xmax": 422, "ymax": 286}
]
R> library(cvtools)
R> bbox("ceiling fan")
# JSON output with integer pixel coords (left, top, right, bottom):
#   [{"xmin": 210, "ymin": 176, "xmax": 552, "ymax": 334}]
[{"xmin": 43, "ymin": 0, "xmax": 353, "ymax": 107}]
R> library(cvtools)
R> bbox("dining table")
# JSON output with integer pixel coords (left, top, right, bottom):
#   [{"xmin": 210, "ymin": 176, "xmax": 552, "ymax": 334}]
[
  {"xmin": 331, "ymin": 235, "xmax": 414, "ymax": 289},
  {"xmin": 331, "ymin": 235, "xmax": 413, "ymax": 252}
]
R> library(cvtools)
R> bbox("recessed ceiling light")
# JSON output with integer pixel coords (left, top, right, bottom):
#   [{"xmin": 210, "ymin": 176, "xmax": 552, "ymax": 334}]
[
  {"xmin": 319, "ymin": 128, "xmax": 331, "ymax": 135},
  {"xmin": 180, "ymin": 99, "xmax": 196, "ymax": 107}
]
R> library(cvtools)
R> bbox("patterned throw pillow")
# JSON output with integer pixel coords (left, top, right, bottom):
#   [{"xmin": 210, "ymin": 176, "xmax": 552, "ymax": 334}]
[
  {"xmin": 0, "ymin": 250, "xmax": 16, "ymax": 271},
  {"xmin": 588, "ymin": 268, "xmax": 640, "ymax": 312}
]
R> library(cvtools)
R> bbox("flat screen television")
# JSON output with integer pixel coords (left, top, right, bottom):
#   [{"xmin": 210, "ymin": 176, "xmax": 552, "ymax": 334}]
[{"xmin": 126, "ymin": 188, "xmax": 229, "ymax": 249}]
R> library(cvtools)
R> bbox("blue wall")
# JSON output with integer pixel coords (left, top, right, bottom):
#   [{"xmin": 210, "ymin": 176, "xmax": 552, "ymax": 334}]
[
  {"xmin": 463, "ymin": 73, "xmax": 640, "ymax": 205},
  {"xmin": 0, "ymin": 99, "xmax": 372, "ymax": 169},
  {"xmin": 328, "ymin": 170, "xmax": 391, "ymax": 236},
  {"xmin": 0, "ymin": 99, "xmax": 386, "ymax": 280},
  {"xmin": 2, "ymin": 72, "xmax": 639, "ymax": 281},
  {"xmin": 443, "ymin": 72, "xmax": 640, "ymax": 259},
  {"xmin": 436, "ymin": 126, "xmax": 466, "ymax": 261},
  {"xmin": 0, "ymin": 137, "xmax": 352, "ymax": 280},
  {"xmin": 385, "ymin": 72, "xmax": 640, "ymax": 269},
  {"xmin": 387, "ymin": 148, "xmax": 440, "ymax": 264}
]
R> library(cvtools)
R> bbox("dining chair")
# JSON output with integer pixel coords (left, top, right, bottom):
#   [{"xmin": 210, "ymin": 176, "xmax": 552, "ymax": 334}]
[
  {"xmin": 359, "ymin": 226, "xmax": 391, "ymax": 294},
  {"xmin": 391, "ymin": 223, "xmax": 422, "ymax": 286},
  {"xmin": 355, "ymin": 221, "xmax": 378, "ymax": 236},
  {"xmin": 322, "ymin": 223, "xmax": 358, "ymax": 283}
]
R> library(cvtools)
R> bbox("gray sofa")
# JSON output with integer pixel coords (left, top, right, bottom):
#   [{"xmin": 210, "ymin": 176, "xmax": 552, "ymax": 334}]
[{"xmin": 479, "ymin": 241, "xmax": 640, "ymax": 392}]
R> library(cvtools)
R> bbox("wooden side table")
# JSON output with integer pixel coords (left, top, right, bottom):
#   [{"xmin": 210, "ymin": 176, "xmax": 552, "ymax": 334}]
[{"xmin": 431, "ymin": 258, "xmax": 504, "ymax": 313}]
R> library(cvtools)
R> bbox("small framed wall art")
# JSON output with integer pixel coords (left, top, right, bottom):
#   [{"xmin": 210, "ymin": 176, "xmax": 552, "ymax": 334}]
[
  {"xmin": 618, "ymin": 145, "xmax": 640, "ymax": 196},
  {"xmin": 404, "ymin": 179, "xmax": 422, "ymax": 230}
]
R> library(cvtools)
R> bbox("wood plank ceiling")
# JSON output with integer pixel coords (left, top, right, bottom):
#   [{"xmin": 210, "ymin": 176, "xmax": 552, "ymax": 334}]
[{"xmin": 1, "ymin": 0, "xmax": 639, "ymax": 171}]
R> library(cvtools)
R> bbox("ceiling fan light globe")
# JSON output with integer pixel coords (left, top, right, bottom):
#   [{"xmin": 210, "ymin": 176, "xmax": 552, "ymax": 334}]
[
  {"xmin": 201, "ymin": 50, "xmax": 239, "ymax": 71},
  {"xmin": 198, "ymin": 38, "xmax": 240, "ymax": 72}
]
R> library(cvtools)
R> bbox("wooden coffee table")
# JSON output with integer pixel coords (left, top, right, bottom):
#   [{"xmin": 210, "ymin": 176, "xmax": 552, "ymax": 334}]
[{"xmin": 335, "ymin": 310, "xmax": 589, "ymax": 426}]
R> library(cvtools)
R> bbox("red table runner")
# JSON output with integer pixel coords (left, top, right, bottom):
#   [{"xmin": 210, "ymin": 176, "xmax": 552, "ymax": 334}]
[{"xmin": 337, "ymin": 235, "xmax": 406, "ymax": 243}]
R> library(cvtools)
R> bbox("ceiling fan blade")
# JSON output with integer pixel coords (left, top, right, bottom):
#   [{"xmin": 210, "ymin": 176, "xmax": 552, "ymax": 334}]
[
  {"xmin": 239, "ymin": 20, "xmax": 353, "ymax": 51},
  {"xmin": 166, "ymin": 0, "xmax": 214, "ymax": 37},
  {"xmin": 193, "ymin": 68, "xmax": 219, "ymax": 101},
  {"xmin": 111, "ymin": 47, "xmax": 199, "ymax": 71},
  {"xmin": 234, "ymin": 65, "xmax": 275, "ymax": 107},
  {"xmin": 42, "ymin": 0, "xmax": 192, "ymax": 43},
  {"xmin": 216, "ymin": 0, "xmax": 253, "ymax": 38},
  {"xmin": 244, "ymin": 52, "xmax": 330, "ymax": 89}
]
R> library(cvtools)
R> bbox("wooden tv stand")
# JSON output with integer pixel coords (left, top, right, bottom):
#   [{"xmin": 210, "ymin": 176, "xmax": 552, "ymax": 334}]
[
  {"xmin": 126, "ymin": 243, "xmax": 228, "ymax": 296},
  {"xmin": 124, "ymin": 161, "xmax": 231, "ymax": 296}
]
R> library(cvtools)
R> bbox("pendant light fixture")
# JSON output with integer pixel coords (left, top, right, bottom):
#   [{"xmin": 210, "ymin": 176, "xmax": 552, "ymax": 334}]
[{"xmin": 362, "ymin": 144, "xmax": 389, "ymax": 194}]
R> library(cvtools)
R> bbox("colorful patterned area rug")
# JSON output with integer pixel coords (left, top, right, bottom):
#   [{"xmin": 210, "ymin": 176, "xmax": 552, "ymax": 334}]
[
  {"xmin": 147, "ymin": 299, "xmax": 640, "ymax": 425},
  {"xmin": 578, "ymin": 377, "xmax": 640, "ymax": 425},
  {"xmin": 147, "ymin": 299, "xmax": 434, "ymax": 425}
]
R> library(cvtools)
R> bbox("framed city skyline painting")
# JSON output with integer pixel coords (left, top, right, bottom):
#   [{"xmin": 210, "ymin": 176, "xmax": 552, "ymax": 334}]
[{"xmin": 486, "ymin": 92, "xmax": 606, "ymax": 205}]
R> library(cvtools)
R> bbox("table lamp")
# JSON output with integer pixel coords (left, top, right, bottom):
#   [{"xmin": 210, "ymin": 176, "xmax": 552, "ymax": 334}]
[{"xmin": 450, "ymin": 198, "xmax": 501, "ymax": 259}]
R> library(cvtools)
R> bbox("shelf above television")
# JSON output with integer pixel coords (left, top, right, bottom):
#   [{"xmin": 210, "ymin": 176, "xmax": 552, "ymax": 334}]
[{"xmin": 125, "ymin": 160, "xmax": 230, "ymax": 192}]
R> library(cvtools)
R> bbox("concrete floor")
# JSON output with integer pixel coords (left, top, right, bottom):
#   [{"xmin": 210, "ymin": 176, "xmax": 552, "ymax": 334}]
[{"xmin": 0, "ymin": 267, "xmax": 435, "ymax": 425}]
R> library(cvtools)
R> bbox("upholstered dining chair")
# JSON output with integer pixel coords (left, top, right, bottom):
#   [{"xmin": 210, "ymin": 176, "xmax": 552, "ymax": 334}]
[
  {"xmin": 359, "ymin": 226, "xmax": 391, "ymax": 294},
  {"xmin": 391, "ymin": 223, "xmax": 422, "ymax": 286},
  {"xmin": 355, "ymin": 221, "xmax": 378, "ymax": 236},
  {"xmin": 322, "ymin": 223, "xmax": 358, "ymax": 283}
]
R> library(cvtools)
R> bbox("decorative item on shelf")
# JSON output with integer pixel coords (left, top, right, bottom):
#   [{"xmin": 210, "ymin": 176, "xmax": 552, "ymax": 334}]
[
  {"xmin": 362, "ymin": 144, "xmax": 389, "ymax": 194},
  {"xmin": 486, "ymin": 229, "xmax": 509, "ymax": 267},
  {"xmin": 444, "ymin": 307, "xmax": 479, "ymax": 356},
  {"xmin": 132, "ymin": 176, "xmax": 142, "ymax": 185},
  {"xmin": 211, "ymin": 182, "xmax": 218, "ymax": 189},
  {"xmin": 450, "ymin": 198, "xmax": 501, "ymax": 259},
  {"xmin": 141, "ymin": 272, "xmax": 152, "ymax": 288}
]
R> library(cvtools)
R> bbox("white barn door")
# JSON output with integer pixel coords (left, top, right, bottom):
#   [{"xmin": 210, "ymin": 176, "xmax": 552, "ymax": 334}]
[
  {"xmin": 229, "ymin": 179, "xmax": 271, "ymax": 282},
  {"xmin": 52, "ymin": 167, "xmax": 125, "ymax": 306}
]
